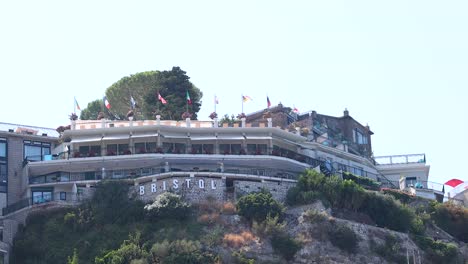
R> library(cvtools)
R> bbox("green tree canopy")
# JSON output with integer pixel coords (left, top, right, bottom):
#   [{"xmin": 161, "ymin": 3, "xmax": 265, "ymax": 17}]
[
  {"xmin": 143, "ymin": 67, "xmax": 202, "ymax": 120},
  {"xmin": 80, "ymin": 67, "xmax": 202, "ymax": 121},
  {"xmin": 80, "ymin": 99, "xmax": 104, "ymax": 120}
]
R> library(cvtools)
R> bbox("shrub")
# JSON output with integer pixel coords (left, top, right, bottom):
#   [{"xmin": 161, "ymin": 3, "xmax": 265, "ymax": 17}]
[
  {"xmin": 303, "ymin": 210, "xmax": 328, "ymax": 223},
  {"xmin": 91, "ymin": 181, "xmax": 145, "ymax": 225},
  {"xmin": 342, "ymin": 172, "xmax": 381, "ymax": 190},
  {"xmin": 271, "ymin": 233, "xmax": 301, "ymax": 261},
  {"xmin": 232, "ymin": 251, "xmax": 255, "ymax": 264},
  {"xmin": 223, "ymin": 231, "xmax": 256, "ymax": 248},
  {"xmin": 95, "ymin": 232, "xmax": 149, "ymax": 264},
  {"xmin": 430, "ymin": 202, "xmax": 468, "ymax": 243},
  {"xmin": 252, "ymin": 215, "xmax": 286, "ymax": 237},
  {"xmin": 412, "ymin": 235, "xmax": 458, "ymax": 263},
  {"xmin": 327, "ymin": 224, "xmax": 359, "ymax": 253},
  {"xmin": 236, "ymin": 191, "xmax": 284, "ymax": 222},
  {"xmin": 197, "ymin": 212, "xmax": 221, "ymax": 225},
  {"xmin": 201, "ymin": 226, "xmax": 224, "ymax": 247},
  {"xmin": 144, "ymin": 192, "xmax": 191, "ymax": 220},
  {"xmin": 360, "ymin": 192, "xmax": 415, "ymax": 232},
  {"xmin": 381, "ymin": 188, "xmax": 414, "ymax": 204},
  {"xmin": 151, "ymin": 239, "xmax": 218, "ymax": 264},
  {"xmin": 371, "ymin": 234, "xmax": 405, "ymax": 263},
  {"xmin": 222, "ymin": 202, "xmax": 237, "ymax": 214}
]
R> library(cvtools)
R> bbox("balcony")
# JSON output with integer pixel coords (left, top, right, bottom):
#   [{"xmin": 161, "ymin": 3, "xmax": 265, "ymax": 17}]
[{"xmin": 374, "ymin": 154, "xmax": 426, "ymax": 165}]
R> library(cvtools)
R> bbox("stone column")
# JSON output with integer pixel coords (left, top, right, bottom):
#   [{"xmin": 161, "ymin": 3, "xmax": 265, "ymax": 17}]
[
  {"xmin": 213, "ymin": 118, "xmax": 219, "ymax": 127},
  {"xmin": 267, "ymin": 118, "xmax": 272, "ymax": 128},
  {"xmin": 156, "ymin": 115, "xmax": 161, "ymax": 126},
  {"xmin": 186, "ymin": 118, "xmax": 191, "ymax": 127},
  {"xmin": 241, "ymin": 118, "xmax": 246, "ymax": 127}
]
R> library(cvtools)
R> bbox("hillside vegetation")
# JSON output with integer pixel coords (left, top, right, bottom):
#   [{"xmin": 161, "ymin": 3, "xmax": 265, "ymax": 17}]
[{"xmin": 11, "ymin": 171, "xmax": 468, "ymax": 263}]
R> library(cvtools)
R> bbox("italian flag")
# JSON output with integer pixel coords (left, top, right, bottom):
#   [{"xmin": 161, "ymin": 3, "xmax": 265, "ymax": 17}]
[{"xmin": 186, "ymin": 90, "xmax": 192, "ymax": 105}]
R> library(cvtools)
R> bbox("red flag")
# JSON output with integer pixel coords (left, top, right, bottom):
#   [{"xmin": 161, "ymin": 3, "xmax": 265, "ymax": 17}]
[
  {"xmin": 158, "ymin": 93, "xmax": 167, "ymax": 104},
  {"xmin": 267, "ymin": 96, "xmax": 271, "ymax": 108},
  {"xmin": 293, "ymin": 107, "xmax": 299, "ymax": 113}
]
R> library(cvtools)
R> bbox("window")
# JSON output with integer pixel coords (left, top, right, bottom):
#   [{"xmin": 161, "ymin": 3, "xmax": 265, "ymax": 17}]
[
  {"xmin": 32, "ymin": 189, "xmax": 53, "ymax": 204},
  {"xmin": 0, "ymin": 140, "xmax": 6, "ymax": 158},
  {"xmin": 24, "ymin": 141, "xmax": 51, "ymax": 161},
  {"xmin": 354, "ymin": 129, "xmax": 368, "ymax": 145},
  {"xmin": 60, "ymin": 192, "xmax": 66, "ymax": 201}
]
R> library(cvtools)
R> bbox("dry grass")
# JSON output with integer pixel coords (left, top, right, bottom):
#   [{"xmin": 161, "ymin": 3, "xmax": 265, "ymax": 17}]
[
  {"xmin": 223, "ymin": 231, "xmax": 256, "ymax": 248},
  {"xmin": 221, "ymin": 202, "xmax": 237, "ymax": 214},
  {"xmin": 197, "ymin": 212, "xmax": 221, "ymax": 225}
]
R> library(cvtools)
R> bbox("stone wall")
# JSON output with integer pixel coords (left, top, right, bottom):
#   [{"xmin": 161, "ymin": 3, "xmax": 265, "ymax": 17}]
[
  {"xmin": 234, "ymin": 180, "xmax": 296, "ymax": 203},
  {"xmin": 134, "ymin": 176, "xmax": 226, "ymax": 203}
]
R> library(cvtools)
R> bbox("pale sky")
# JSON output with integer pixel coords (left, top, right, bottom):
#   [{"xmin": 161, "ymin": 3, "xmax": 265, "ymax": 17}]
[{"xmin": 1, "ymin": 1, "xmax": 467, "ymax": 185}]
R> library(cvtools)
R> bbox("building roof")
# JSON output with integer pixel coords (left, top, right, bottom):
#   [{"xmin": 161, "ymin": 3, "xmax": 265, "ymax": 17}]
[{"xmin": 0, "ymin": 122, "xmax": 59, "ymax": 138}]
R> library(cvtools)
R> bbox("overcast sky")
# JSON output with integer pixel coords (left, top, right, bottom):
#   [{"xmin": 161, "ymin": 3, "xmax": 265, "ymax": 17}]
[{"xmin": 1, "ymin": 1, "xmax": 467, "ymax": 185}]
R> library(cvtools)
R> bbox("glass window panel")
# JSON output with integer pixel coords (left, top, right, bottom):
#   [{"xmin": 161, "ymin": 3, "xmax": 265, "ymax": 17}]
[
  {"xmin": 135, "ymin": 143, "xmax": 146, "ymax": 154},
  {"xmin": 220, "ymin": 144, "xmax": 230, "ymax": 154},
  {"xmin": 162, "ymin": 143, "xmax": 173, "ymax": 153},
  {"xmin": 0, "ymin": 142, "xmax": 6, "ymax": 157},
  {"xmin": 231, "ymin": 144, "xmax": 242, "ymax": 155},
  {"xmin": 0, "ymin": 164, "xmax": 6, "ymax": 182},
  {"xmin": 147, "ymin": 142, "xmax": 157, "ymax": 153},
  {"xmin": 174, "ymin": 143, "xmax": 185, "ymax": 154},
  {"xmin": 42, "ymin": 147, "xmax": 50, "ymax": 156},
  {"xmin": 258, "ymin": 144, "xmax": 267, "ymax": 155},
  {"xmin": 191, "ymin": 144, "xmax": 202, "ymax": 154},
  {"xmin": 79, "ymin": 146, "xmax": 90, "ymax": 156},
  {"xmin": 203, "ymin": 144, "xmax": 214, "ymax": 154},
  {"xmin": 107, "ymin": 144, "xmax": 117, "ymax": 156},
  {"xmin": 118, "ymin": 144, "xmax": 129, "ymax": 155},
  {"xmin": 60, "ymin": 192, "xmax": 66, "ymax": 200},
  {"xmin": 24, "ymin": 145, "xmax": 42, "ymax": 161},
  {"xmin": 90, "ymin": 145, "xmax": 101, "ymax": 157},
  {"xmin": 247, "ymin": 144, "xmax": 256, "ymax": 155}
]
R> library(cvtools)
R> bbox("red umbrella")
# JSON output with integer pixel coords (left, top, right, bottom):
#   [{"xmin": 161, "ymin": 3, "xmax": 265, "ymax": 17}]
[{"xmin": 444, "ymin": 179, "xmax": 464, "ymax": 188}]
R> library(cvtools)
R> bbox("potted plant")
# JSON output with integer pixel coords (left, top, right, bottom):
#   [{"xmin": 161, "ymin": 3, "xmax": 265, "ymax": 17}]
[
  {"xmin": 97, "ymin": 112, "xmax": 105, "ymax": 120},
  {"xmin": 237, "ymin": 113, "xmax": 246, "ymax": 119},
  {"xmin": 69, "ymin": 113, "xmax": 78, "ymax": 121},
  {"xmin": 209, "ymin": 112, "xmax": 218, "ymax": 120},
  {"xmin": 182, "ymin": 111, "xmax": 192, "ymax": 119}
]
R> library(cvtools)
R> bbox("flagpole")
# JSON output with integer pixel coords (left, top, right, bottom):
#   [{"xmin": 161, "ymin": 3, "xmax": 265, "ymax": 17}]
[
  {"xmin": 241, "ymin": 94, "xmax": 244, "ymax": 113},
  {"xmin": 186, "ymin": 90, "xmax": 188, "ymax": 113},
  {"xmin": 214, "ymin": 94, "xmax": 216, "ymax": 113},
  {"xmin": 74, "ymin": 96, "xmax": 76, "ymax": 114}
]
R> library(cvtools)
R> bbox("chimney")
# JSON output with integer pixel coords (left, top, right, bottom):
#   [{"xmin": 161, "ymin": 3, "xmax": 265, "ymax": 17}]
[{"xmin": 344, "ymin": 108, "xmax": 349, "ymax": 117}]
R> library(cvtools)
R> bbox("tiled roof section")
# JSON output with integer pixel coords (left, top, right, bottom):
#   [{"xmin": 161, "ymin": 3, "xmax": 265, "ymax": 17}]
[{"xmin": 0, "ymin": 122, "xmax": 59, "ymax": 138}]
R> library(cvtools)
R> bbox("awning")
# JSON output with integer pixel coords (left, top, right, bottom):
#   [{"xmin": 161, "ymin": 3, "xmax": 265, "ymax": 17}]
[
  {"xmin": 160, "ymin": 134, "xmax": 188, "ymax": 139},
  {"xmin": 102, "ymin": 135, "xmax": 131, "ymax": 141},
  {"xmin": 245, "ymin": 136, "xmax": 272, "ymax": 140},
  {"xmin": 190, "ymin": 136, "xmax": 217, "ymax": 141},
  {"xmin": 217, "ymin": 135, "xmax": 245, "ymax": 140},
  {"xmin": 71, "ymin": 136, "xmax": 103, "ymax": 143},
  {"xmin": 131, "ymin": 133, "xmax": 158, "ymax": 139}
]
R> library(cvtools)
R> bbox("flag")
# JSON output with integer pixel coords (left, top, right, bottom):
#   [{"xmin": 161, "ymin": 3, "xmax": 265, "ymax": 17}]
[
  {"xmin": 158, "ymin": 93, "xmax": 167, "ymax": 104},
  {"xmin": 267, "ymin": 96, "xmax": 271, "ymax": 108},
  {"xmin": 214, "ymin": 95, "xmax": 219, "ymax": 104},
  {"xmin": 293, "ymin": 107, "xmax": 299, "ymax": 113},
  {"xmin": 242, "ymin": 95, "xmax": 252, "ymax": 102},
  {"xmin": 130, "ymin": 96, "xmax": 136, "ymax": 109},
  {"xmin": 186, "ymin": 90, "xmax": 192, "ymax": 105},
  {"xmin": 103, "ymin": 96, "xmax": 111, "ymax": 109},
  {"xmin": 74, "ymin": 97, "xmax": 81, "ymax": 111}
]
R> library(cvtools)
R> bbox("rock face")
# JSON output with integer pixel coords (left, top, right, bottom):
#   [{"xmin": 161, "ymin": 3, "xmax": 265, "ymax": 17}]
[{"xmin": 229, "ymin": 201, "xmax": 466, "ymax": 264}]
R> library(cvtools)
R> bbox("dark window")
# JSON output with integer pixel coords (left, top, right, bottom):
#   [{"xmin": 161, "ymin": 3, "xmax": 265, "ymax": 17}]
[
  {"xmin": 354, "ymin": 129, "xmax": 367, "ymax": 145},
  {"xmin": 60, "ymin": 192, "xmax": 66, "ymax": 200},
  {"xmin": 24, "ymin": 141, "xmax": 51, "ymax": 161}
]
